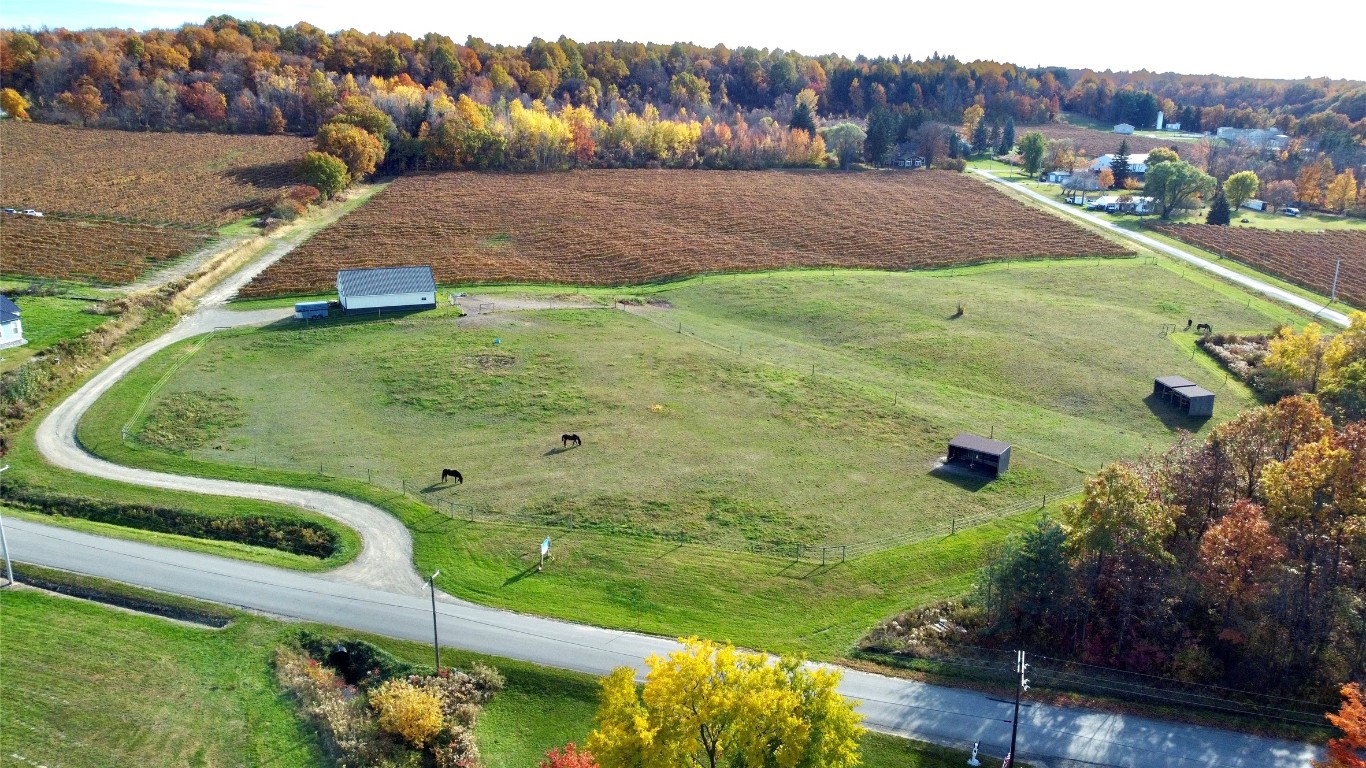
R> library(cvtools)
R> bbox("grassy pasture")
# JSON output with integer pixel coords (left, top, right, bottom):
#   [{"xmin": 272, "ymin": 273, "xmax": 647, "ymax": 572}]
[
  {"xmin": 0, "ymin": 580, "xmax": 978, "ymax": 768},
  {"xmin": 0, "ymin": 285, "xmax": 109, "ymax": 373},
  {"xmin": 70, "ymin": 261, "xmax": 1288, "ymax": 655}
]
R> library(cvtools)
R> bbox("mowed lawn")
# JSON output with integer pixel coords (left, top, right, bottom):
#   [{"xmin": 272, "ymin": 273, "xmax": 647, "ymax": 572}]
[
  {"xmin": 0, "ymin": 289, "xmax": 109, "ymax": 373},
  {"xmin": 70, "ymin": 260, "xmax": 1290, "ymax": 656},
  {"xmin": 1, "ymin": 587, "xmax": 979, "ymax": 768},
  {"xmin": 0, "ymin": 588, "xmax": 324, "ymax": 768}
]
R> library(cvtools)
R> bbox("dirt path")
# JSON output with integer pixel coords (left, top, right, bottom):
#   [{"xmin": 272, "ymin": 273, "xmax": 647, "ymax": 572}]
[{"xmin": 33, "ymin": 186, "xmax": 434, "ymax": 596}]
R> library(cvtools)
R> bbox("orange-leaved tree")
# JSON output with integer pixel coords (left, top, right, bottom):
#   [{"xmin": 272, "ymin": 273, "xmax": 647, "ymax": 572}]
[
  {"xmin": 540, "ymin": 743, "xmax": 599, "ymax": 768},
  {"xmin": 1317, "ymin": 683, "xmax": 1366, "ymax": 768}
]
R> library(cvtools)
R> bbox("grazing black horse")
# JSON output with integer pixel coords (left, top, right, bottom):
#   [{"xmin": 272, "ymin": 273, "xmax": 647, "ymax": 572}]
[
  {"xmin": 1185, "ymin": 318, "xmax": 1193, "ymax": 331},
  {"xmin": 1196, "ymin": 323, "xmax": 1213, "ymax": 334},
  {"xmin": 441, "ymin": 468, "xmax": 463, "ymax": 484},
  {"xmin": 561, "ymin": 433, "xmax": 582, "ymax": 448}
]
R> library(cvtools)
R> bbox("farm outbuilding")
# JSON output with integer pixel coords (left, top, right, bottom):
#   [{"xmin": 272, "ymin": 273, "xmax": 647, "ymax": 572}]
[
  {"xmin": 336, "ymin": 266, "xmax": 437, "ymax": 314},
  {"xmin": 294, "ymin": 300, "xmax": 329, "ymax": 319},
  {"xmin": 0, "ymin": 295, "xmax": 26, "ymax": 350},
  {"xmin": 947, "ymin": 433, "xmax": 1011, "ymax": 478},
  {"xmin": 1153, "ymin": 376, "xmax": 1215, "ymax": 417}
]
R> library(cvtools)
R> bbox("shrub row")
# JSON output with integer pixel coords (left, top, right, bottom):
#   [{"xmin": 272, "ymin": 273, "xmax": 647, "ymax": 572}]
[
  {"xmin": 3, "ymin": 484, "xmax": 338, "ymax": 558},
  {"xmin": 12, "ymin": 563, "xmax": 233, "ymax": 627}
]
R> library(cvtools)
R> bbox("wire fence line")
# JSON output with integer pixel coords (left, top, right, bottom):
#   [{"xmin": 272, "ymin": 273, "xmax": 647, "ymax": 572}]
[{"xmin": 127, "ymin": 438, "xmax": 1080, "ymax": 563}]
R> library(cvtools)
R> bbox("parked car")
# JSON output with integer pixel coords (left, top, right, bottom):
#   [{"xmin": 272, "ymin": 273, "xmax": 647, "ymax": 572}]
[
  {"xmin": 21, "ymin": 209, "xmax": 43, "ymax": 217},
  {"xmin": 1, "ymin": 208, "xmax": 16, "ymax": 214},
  {"xmin": 1283, "ymin": 207, "xmax": 1301, "ymax": 217}
]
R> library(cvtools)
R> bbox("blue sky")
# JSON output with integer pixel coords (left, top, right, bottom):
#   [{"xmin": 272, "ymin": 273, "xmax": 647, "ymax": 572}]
[{"xmin": 5, "ymin": 0, "xmax": 1364, "ymax": 81}]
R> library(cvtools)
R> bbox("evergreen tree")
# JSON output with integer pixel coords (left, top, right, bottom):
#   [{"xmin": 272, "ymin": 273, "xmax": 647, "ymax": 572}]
[
  {"xmin": 1206, "ymin": 189, "xmax": 1231, "ymax": 225},
  {"xmin": 1111, "ymin": 139, "xmax": 1131, "ymax": 189},
  {"xmin": 988, "ymin": 123, "xmax": 1002, "ymax": 153},
  {"xmin": 864, "ymin": 106, "xmax": 898, "ymax": 166},
  {"xmin": 997, "ymin": 118, "xmax": 1015, "ymax": 154},
  {"xmin": 789, "ymin": 99, "xmax": 816, "ymax": 135},
  {"xmin": 971, "ymin": 118, "xmax": 990, "ymax": 155}
]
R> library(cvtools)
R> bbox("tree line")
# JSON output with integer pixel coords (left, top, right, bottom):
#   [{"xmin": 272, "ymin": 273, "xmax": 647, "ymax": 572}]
[
  {"xmin": 2, "ymin": 17, "xmax": 1362, "ymax": 176},
  {"xmin": 975, "ymin": 395, "xmax": 1364, "ymax": 698}
]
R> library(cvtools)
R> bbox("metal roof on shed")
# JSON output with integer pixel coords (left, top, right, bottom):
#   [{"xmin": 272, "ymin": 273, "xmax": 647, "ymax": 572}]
[
  {"xmin": 950, "ymin": 432, "xmax": 1011, "ymax": 455},
  {"xmin": 0, "ymin": 295, "xmax": 20, "ymax": 324},
  {"xmin": 336, "ymin": 266, "xmax": 435, "ymax": 297},
  {"xmin": 1155, "ymin": 375, "xmax": 1197, "ymax": 389},
  {"xmin": 1175, "ymin": 385, "xmax": 1215, "ymax": 399}
]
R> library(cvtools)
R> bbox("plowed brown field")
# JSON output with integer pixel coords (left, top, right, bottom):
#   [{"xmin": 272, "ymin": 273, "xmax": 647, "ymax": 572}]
[
  {"xmin": 0, "ymin": 215, "xmax": 212, "ymax": 284},
  {"xmin": 1034, "ymin": 123, "xmax": 1176, "ymax": 159},
  {"xmin": 0, "ymin": 122, "xmax": 310, "ymax": 227},
  {"xmin": 1152, "ymin": 224, "xmax": 1366, "ymax": 309},
  {"xmin": 240, "ymin": 169, "xmax": 1132, "ymax": 295}
]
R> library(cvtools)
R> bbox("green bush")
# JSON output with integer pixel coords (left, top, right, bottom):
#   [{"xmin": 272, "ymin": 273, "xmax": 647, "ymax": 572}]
[{"xmin": 2, "ymin": 484, "xmax": 339, "ymax": 558}]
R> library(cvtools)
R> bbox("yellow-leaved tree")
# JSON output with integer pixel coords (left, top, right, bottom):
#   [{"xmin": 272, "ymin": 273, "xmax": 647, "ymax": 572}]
[
  {"xmin": 368, "ymin": 678, "xmax": 446, "ymax": 748},
  {"xmin": 1265, "ymin": 322, "xmax": 1328, "ymax": 393},
  {"xmin": 586, "ymin": 638, "xmax": 863, "ymax": 768}
]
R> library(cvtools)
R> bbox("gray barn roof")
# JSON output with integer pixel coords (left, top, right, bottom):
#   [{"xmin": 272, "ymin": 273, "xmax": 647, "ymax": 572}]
[
  {"xmin": 0, "ymin": 295, "xmax": 20, "ymax": 324},
  {"xmin": 950, "ymin": 432, "xmax": 1011, "ymax": 456},
  {"xmin": 336, "ymin": 266, "xmax": 436, "ymax": 297},
  {"xmin": 1175, "ymin": 385, "xmax": 1215, "ymax": 400},
  {"xmin": 1155, "ymin": 375, "xmax": 1197, "ymax": 389}
]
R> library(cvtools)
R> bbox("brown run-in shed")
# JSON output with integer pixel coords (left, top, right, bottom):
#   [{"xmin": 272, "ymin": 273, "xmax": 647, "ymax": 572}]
[{"xmin": 947, "ymin": 433, "xmax": 1012, "ymax": 478}]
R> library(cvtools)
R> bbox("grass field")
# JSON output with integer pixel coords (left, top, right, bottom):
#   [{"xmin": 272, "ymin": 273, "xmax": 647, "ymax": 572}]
[
  {"xmin": 72, "ymin": 260, "xmax": 1291, "ymax": 655},
  {"xmin": 0, "ymin": 289, "xmax": 109, "ymax": 373},
  {"xmin": 238, "ymin": 169, "xmax": 1130, "ymax": 295},
  {"xmin": 0, "ymin": 582, "xmax": 981, "ymax": 768}
]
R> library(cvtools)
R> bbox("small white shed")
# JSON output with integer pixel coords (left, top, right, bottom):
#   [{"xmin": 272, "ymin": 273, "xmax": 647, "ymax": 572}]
[
  {"xmin": 0, "ymin": 295, "xmax": 26, "ymax": 349},
  {"xmin": 336, "ymin": 266, "xmax": 437, "ymax": 314}
]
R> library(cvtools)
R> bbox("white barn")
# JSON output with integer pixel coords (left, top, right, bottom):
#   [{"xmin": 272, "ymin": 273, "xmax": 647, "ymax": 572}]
[
  {"xmin": 1113, "ymin": 123, "xmax": 1135, "ymax": 134},
  {"xmin": 336, "ymin": 266, "xmax": 437, "ymax": 314},
  {"xmin": 0, "ymin": 295, "xmax": 26, "ymax": 349}
]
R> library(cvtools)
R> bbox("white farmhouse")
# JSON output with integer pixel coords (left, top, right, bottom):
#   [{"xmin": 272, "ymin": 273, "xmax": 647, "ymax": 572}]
[
  {"xmin": 0, "ymin": 295, "xmax": 26, "ymax": 349},
  {"xmin": 1090, "ymin": 152, "xmax": 1151, "ymax": 179},
  {"xmin": 336, "ymin": 266, "xmax": 437, "ymax": 314}
]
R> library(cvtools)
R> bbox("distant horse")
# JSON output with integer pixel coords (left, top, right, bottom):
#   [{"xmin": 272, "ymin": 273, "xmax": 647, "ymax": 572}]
[
  {"xmin": 1196, "ymin": 323, "xmax": 1213, "ymax": 334},
  {"xmin": 441, "ymin": 468, "xmax": 463, "ymax": 484},
  {"xmin": 1185, "ymin": 318, "xmax": 1193, "ymax": 331},
  {"xmin": 561, "ymin": 433, "xmax": 582, "ymax": 448}
]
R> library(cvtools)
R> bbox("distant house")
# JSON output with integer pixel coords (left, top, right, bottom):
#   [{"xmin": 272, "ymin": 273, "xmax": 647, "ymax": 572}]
[
  {"xmin": 1118, "ymin": 196, "xmax": 1155, "ymax": 215},
  {"xmin": 1215, "ymin": 127, "xmax": 1290, "ymax": 151},
  {"xmin": 336, "ymin": 266, "xmax": 437, "ymax": 314},
  {"xmin": 1045, "ymin": 170, "xmax": 1073, "ymax": 184},
  {"xmin": 892, "ymin": 143, "xmax": 926, "ymax": 168},
  {"xmin": 1113, "ymin": 123, "xmax": 1135, "ymax": 134},
  {"xmin": 1090, "ymin": 152, "xmax": 1151, "ymax": 180},
  {"xmin": 0, "ymin": 295, "xmax": 26, "ymax": 350}
]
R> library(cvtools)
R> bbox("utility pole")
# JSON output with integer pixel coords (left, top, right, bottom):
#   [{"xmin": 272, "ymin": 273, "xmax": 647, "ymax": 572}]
[
  {"xmin": 426, "ymin": 570, "xmax": 441, "ymax": 671},
  {"xmin": 1331, "ymin": 256, "xmax": 1342, "ymax": 302},
  {"xmin": 0, "ymin": 465, "xmax": 12, "ymax": 587},
  {"xmin": 1004, "ymin": 650, "xmax": 1030, "ymax": 768}
]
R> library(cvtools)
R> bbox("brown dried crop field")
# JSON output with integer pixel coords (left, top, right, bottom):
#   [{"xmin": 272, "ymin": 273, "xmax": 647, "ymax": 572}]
[
  {"xmin": 240, "ymin": 169, "xmax": 1133, "ymax": 295},
  {"xmin": 0, "ymin": 215, "xmax": 212, "ymax": 284},
  {"xmin": 1034, "ymin": 123, "xmax": 1176, "ymax": 158},
  {"xmin": 0, "ymin": 122, "xmax": 311, "ymax": 227},
  {"xmin": 1152, "ymin": 224, "xmax": 1366, "ymax": 309}
]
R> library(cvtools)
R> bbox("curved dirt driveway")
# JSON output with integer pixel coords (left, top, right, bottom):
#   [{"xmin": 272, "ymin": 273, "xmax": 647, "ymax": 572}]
[{"xmin": 33, "ymin": 227, "xmax": 431, "ymax": 596}]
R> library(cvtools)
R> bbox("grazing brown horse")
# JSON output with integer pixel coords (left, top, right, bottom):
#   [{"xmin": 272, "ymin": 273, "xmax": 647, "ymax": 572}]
[
  {"xmin": 441, "ymin": 468, "xmax": 463, "ymax": 484},
  {"xmin": 1196, "ymin": 323, "xmax": 1213, "ymax": 334},
  {"xmin": 561, "ymin": 433, "xmax": 582, "ymax": 448}
]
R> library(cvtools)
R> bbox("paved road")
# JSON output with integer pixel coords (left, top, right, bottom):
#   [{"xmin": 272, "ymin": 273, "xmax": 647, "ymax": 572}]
[
  {"xmin": 972, "ymin": 170, "xmax": 1352, "ymax": 328},
  {"xmin": 9, "ymin": 214, "xmax": 1326, "ymax": 767},
  {"xmin": 7, "ymin": 520, "xmax": 1322, "ymax": 768}
]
